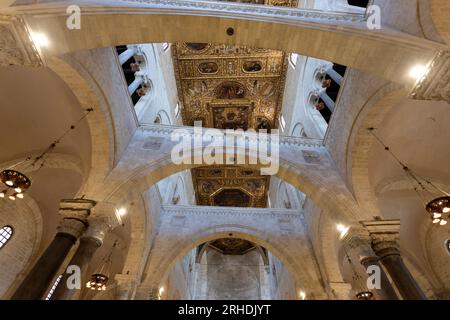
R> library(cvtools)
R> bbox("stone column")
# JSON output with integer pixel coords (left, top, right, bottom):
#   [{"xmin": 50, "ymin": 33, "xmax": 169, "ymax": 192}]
[
  {"xmin": 128, "ymin": 77, "xmax": 143, "ymax": 94},
  {"xmin": 319, "ymin": 90, "xmax": 335, "ymax": 111},
  {"xmin": 11, "ymin": 199, "xmax": 95, "ymax": 300},
  {"xmin": 325, "ymin": 66, "xmax": 343, "ymax": 85},
  {"xmin": 363, "ymin": 220, "xmax": 427, "ymax": 300},
  {"xmin": 50, "ymin": 217, "xmax": 113, "ymax": 300},
  {"xmin": 342, "ymin": 228, "xmax": 399, "ymax": 300},
  {"xmin": 119, "ymin": 46, "xmax": 136, "ymax": 65}
]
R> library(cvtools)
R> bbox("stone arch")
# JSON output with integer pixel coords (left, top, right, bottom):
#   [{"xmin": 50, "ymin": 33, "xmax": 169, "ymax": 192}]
[
  {"xmin": 141, "ymin": 225, "xmax": 328, "ymax": 299},
  {"xmin": 19, "ymin": 0, "xmax": 442, "ymax": 88},
  {"xmin": 46, "ymin": 56, "xmax": 115, "ymax": 197},
  {"xmin": 348, "ymin": 85, "xmax": 408, "ymax": 216},
  {"xmin": 107, "ymin": 146, "xmax": 360, "ymax": 224},
  {"xmin": 428, "ymin": 0, "xmax": 450, "ymax": 44}
]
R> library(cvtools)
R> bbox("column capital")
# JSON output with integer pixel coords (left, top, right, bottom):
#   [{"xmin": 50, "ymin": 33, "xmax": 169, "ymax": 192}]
[
  {"xmin": 57, "ymin": 199, "xmax": 97, "ymax": 238},
  {"xmin": 361, "ymin": 219, "xmax": 401, "ymax": 257},
  {"xmin": 341, "ymin": 226, "xmax": 375, "ymax": 261},
  {"xmin": 82, "ymin": 218, "xmax": 111, "ymax": 245},
  {"xmin": 83, "ymin": 201, "xmax": 122, "ymax": 244}
]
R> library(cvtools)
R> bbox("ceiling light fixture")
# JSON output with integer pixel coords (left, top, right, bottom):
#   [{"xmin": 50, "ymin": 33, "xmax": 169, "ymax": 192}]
[
  {"xmin": 0, "ymin": 108, "xmax": 93, "ymax": 202},
  {"xmin": 368, "ymin": 128, "xmax": 450, "ymax": 227},
  {"xmin": 86, "ymin": 240, "xmax": 117, "ymax": 291},
  {"xmin": 0, "ymin": 170, "xmax": 31, "ymax": 201}
]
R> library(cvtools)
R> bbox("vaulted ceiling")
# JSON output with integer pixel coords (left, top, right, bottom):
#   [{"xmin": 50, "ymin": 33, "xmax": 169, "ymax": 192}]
[{"xmin": 171, "ymin": 41, "xmax": 290, "ymax": 208}]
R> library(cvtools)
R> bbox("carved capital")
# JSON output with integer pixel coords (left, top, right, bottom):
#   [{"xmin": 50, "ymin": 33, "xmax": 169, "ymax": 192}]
[
  {"xmin": 411, "ymin": 50, "xmax": 450, "ymax": 104},
  {"xmin": 82, "ymin": 217, "xmax": 112, "ymax": 245},
  {"xmin": 0, "ymin": 15, "xmax": 43, "ymax": 67},
  {"xmin": 57, "ymin": 199, "xmax": 96, "ymax": 238},
  {"xmin": 361, "ymin": 219, "xmax": 400, "ymax": 257},
  {"xmin": 341, "ymin": 227, "xmax": 375, "ymax": 261}
]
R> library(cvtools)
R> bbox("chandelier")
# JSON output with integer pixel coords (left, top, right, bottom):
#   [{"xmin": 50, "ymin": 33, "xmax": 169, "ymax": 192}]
[
  {"xmin": 86, "ymin": 274, "xmax": 108, "ymax": 291},
  {"xmin": 86, "ymin": 240, "xmax": 117, "ymax": 292},
  {"xmin": 356, "ymin": 291, "xmax": 373, "ymax": 300},
  {"xmin": 0, "ymin": 169, "xmax": 31, "ymax": 200},
  {"xmin": 369, "ymin": 128, "xmax": 449, "ymax": 226},
  {"xmin": 0, "ymin": 108, "xmax": 93, "ymax": 202}
]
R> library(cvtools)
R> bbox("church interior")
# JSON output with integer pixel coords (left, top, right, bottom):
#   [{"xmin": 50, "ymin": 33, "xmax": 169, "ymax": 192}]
[{"xmin": 0, "ymin": 0, "xmax": 449, "ymax": 300}]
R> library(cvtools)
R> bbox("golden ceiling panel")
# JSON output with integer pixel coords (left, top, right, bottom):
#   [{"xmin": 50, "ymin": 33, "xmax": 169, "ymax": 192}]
[
  {"xmin": 172, "ymin": 43, "xmax": 287, "ymax": 130},
  {"xmin": 192, "ymin": 166, "xmax": 269, "ymax": 208}
]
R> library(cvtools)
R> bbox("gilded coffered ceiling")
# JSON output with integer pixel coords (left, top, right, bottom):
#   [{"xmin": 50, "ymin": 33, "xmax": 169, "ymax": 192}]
[
  {"xmin": 171, "ymin": 0, "xmax": 294, "ymax": 212},
  {"xmin": 192, "ymin": 166, "xmax": 269, "ymax": 207},
  {"xmin": 172, "ymin": 43, "xmax": 287, "ymax": 130}
]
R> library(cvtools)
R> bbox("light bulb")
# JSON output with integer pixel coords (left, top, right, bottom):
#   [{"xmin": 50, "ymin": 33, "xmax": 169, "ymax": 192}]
[
  {"xmin": 409, "ymin": 64, "xmax": 427, "ymax": 79},
  {"xmin": 432, "ymin": 218, "xmax": 441, "ymax": 224},
  {"xmin": 14, "ymin": 187, "xmax": 22, "ymax": 193},
  {"xmin": 116, "ymin": 207, "xmax": 127, "ymax": 217},
  {"xmin": 9, "ymin": 194, "xmax": 16, "ymax": 201},
  {"xmin": 440, "ymin": 220, "xmax": 448, "ymax": 226},
  {"xmin": 16, "ymin": 193, "xmax": 24, "ymax": 199},
  {"xmin": 336, "ymin": 224, "xmax": 349, "ymax": 238},
  {"xmin": 433, "ymin": 213, "xmax": 442, "ymax": 219},
  {"xmin": 0, "ymin": 191, "xmax": 5, "ymax": 198},
  {"xmin": 31, "ymin": 32, "xmax": 49, "ymax": 47},
  {"xmin": 299, "ymin": 291, "xmax": 306, "ymax": 300},
  {"xmin": 5, "ymin": 180, "xmax": 13, "ymax": 186},
  {"xmin": 443, "ymin": 207, "xmax": 450, "ymax": 213}
]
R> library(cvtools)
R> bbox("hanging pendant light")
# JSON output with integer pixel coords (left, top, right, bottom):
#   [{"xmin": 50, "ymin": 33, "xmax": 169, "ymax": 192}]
[
  {"xmin": 356, "ymin": 291, "xmax": 373, "ymax": 300},
  {"xmin": 368, "ymin": 128, "xmax": 450, "ymax": 227},
  {"xmin": 0, "ymin": 169, "xmax": 31, "ymax": 201},
  {"xmin": 86, "ymin": 274, "xmax": 109, "ymax": 291},
  {"xmin": 0, "ymin": 108, "xmax": 94, "ymax": 202},
  {"xmin": 86, "ymin": 240, "xmax": 117, "ymax": 291}
]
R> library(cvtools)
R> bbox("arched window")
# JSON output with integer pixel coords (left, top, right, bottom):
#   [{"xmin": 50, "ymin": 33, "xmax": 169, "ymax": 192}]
[{"xmin": 0, "ymin": 225, "xmax": 13, "ymax": 249}]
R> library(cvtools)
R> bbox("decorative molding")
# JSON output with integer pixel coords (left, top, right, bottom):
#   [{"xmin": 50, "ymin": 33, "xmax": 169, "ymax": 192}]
[
  {"xmin": 47, "ymin": 0, "xmax": 367, "ymax": 24},
  {"xmin": 161, "ymin": 204, "xmax": 303, "ymax": 220},
  {"xmin": 140, "ymin": 123, "xmax": 325, "ymax": 148},
  {"xmin": 410, "ymin": 50, "xmax": 450, "ymax": 104},
  {"xmin": 0, "ymin": 14, "xmax": 43, "ymax": 67}
]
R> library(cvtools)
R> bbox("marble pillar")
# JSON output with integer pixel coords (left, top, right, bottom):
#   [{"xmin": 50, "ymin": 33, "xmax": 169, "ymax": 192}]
[
  {"xmin": 363, "ymin": 220, "xmax": 427, "ymax": 300},
  {"xmin": 11, "ymin": 199, "xmax": 95, "ymax": 300}
]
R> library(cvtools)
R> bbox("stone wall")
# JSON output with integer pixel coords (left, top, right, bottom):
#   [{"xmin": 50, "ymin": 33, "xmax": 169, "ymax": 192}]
[{"xmin": 0, "ymin": 199, "xmax": 42, "ymax": 298}]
